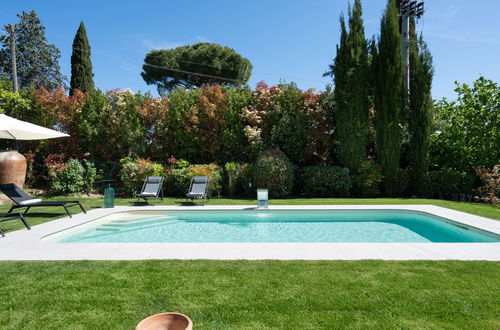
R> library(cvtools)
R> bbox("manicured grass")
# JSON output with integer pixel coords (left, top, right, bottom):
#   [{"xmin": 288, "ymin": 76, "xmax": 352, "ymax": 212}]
[
  {"xmin": 0, "ymin": 260, "xmax": 498, "ymax": 329},
  {"xmin": 0, "ymin": 197, "xmax": 498, "ymax": 234},
  {"xmin": 1, "ymin": 200, "xmax": 499, "ymax": 328}
]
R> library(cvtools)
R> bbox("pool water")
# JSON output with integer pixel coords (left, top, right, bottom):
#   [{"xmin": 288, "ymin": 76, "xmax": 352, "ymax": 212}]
[{"xmin": 45, "ymin": 210, "xmax": 500, "ymax": 243}]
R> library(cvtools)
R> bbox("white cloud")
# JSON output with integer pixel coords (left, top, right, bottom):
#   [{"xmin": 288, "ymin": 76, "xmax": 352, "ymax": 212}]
[
  {"xmin": 443, "ymin": 5, "xmax": 460, "ymax": 20},
  {"xmin": 428, "ymin": 31, "xmax": 500, "ymax": 46},
  {"xmin": 104, "ymin": 53, "xmax": 140, "ymax": 73},
  {"xmin": 194, "ymin": 35, "xmax": 211, "ymax": 43},
  {"xmin": 140, "ymin": 35, "xmax": 211, "ymax": 50},
  {"xmin": 141, "ymin": 39, "xmax": 183, "ymax": 50}
]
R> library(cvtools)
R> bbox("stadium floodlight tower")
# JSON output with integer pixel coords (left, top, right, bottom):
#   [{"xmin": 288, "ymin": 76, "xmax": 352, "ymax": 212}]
[{"xmin": 400, "ymin": 0, "xmax": 425, "ymax": 104}]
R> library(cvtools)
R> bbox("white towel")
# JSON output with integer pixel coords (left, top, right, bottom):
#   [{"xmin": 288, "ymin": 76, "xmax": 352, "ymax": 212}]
[{"xmin": 19, "ymin": 199, "xmax": 42, "ymax": 205}]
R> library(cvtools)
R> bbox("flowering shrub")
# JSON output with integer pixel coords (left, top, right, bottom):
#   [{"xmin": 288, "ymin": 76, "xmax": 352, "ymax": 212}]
[
  {"xmin": 47, "ymin": 158, "xmax": 96, "ymax": 195},
  {"xmin": 300, "ymin": 166, "xmax": 351, "ymax": 197},
  {"xmin": 240, "ymin": 82, "xmax": 281, "ymax": 151},
  {"xmin": 190, "ymin": 86, "xmax": 228, "ymax": 161},
  {"xmin": 119, "ymin": 158, "xmax": 165, "ymax": 196},
  {"xmin": 252, "ymin": 149, "xmax": 294, "ymax": 198},
  {"xmin": 303, "ymin": 89, "xmax": 335, "ymax": 164},
  {"xmin": 137, "ymin": 96, "xmax": 170, "ymax": 160},
  {"xmin": 240, "ymin": 83, "xmax": 333, "ymax": 165},
  {"xmin": 103, "ymin": 89, "xmax": 147, "ymax": 160},
  {"xmin": 188, "ymin": 164, "xmax": 223, "ymax": 197},
  {"xmin": 166, "ymin": 163, "xmax": 223, "ymax": 197},
  {"xmin": 32, "ymin": 87, "xmax": 87, "ymax": 157},
  {"xmin": 474, "ymin": 165, "xmax": 500, "ymax": 204},
  {"xmin": 224, "ymin": 162, "xmax": 253, "ymax": 196}
]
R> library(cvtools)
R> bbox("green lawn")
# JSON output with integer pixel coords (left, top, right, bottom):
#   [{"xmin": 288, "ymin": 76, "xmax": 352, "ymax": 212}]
[
  {"xmin": 1, "ymin": 198, "xmax": 499, "ymax": 328},
  {"xmin": 1, "ymin": 260, "xmax": 499, "ymax": 329},
  {"xmin": 0, "ymin": 196, "xmax": 498, "ymax": 234}
]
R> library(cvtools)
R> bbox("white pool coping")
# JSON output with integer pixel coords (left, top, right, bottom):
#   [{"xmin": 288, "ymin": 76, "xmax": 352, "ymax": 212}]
[{"xmin": 1, "ymin": 205, "xmax": 499, "ymax": 261}]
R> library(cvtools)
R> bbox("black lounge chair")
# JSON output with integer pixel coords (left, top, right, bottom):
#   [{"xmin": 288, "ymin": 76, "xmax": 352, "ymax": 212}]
[
  {"xmin": 137, "ymin": 176, "xmax": 164, "ymax": 202},
  {"xmin": 0, "ymin": 212, "xmax": 31, "ymax": 237},
  {"xmin": 0, "ymin": 183, "xmax": 86, "ymax": 218},
  {"xmin": 186, "ymin": 176, "xmax": 210, "ymax": 203}
]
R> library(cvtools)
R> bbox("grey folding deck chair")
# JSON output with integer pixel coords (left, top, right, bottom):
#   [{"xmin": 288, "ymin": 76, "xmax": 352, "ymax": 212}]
[
  {"xmin": 0, "ymin": 212, "xmax": 30, "ymax": 237},
  {"xmin": 0, "ymin": 183, "xmax": 86, "ymax": 218},
  {"xmin": 186, "ymin": 176, "xmax": 210, "ymax": 203},
  {"xmin": 136, "ymin": 176, "xmax": 164, "ymax": 202}
]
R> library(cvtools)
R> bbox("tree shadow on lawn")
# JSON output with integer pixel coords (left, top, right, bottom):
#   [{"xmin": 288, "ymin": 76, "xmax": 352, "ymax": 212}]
[
  {"xmin": 23, "ymin": 212, "xmax": 67, "ymax": 219},
  {"xmin": 176, "ymin": 200, "xmax": 206, "ymax": 206},
  {"xmin": 129, "ymin": 200, "xmax": 170, "ymax": 207}
]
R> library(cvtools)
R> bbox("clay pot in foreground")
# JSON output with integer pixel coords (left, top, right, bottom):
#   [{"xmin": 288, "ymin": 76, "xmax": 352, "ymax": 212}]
[
  {"xmin": 136, "ymin": 312, "xmax": 193, "ymax": 330},
  {"xmin": 0, "ymin": 150, "xmax": 27, "ymax": 188}
]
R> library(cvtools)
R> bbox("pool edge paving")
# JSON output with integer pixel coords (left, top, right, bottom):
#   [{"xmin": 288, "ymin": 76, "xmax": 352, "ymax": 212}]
[{"xmin": 1, "ymin": 205, "xmax": 500, "ymax": 261}]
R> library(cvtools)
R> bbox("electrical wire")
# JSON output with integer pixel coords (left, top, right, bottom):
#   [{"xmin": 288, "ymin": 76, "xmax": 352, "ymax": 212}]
[
  {"xmin": 72, "ymin": 46, "xmax": 248, "ymax": 74},
  {"xmin": 71, "ymin": 46, "xmax": 327, "ymax": 86},
  {"xmin": 142, "ymin": 63, "xmax": 244, "ymax": 83}
]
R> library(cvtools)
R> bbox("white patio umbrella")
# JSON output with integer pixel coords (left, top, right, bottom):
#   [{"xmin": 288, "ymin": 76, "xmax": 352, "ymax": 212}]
[{"xmin": 0, "ymin": 114, "xmax": 69, "ymax": 140}]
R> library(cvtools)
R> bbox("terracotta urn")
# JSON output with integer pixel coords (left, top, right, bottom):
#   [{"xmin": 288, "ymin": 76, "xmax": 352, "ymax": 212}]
[
  {"xmin": 0, "ymin": 150, "xmax": 27, "ymax": 188},
  {"xmin": 136, "ymin": 312, "xmax": 193, "ymax": 330}
]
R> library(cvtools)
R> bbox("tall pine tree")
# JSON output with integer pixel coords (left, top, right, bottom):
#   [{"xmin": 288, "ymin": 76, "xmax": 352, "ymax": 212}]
[
  {"xmin": 70, "ymin": 21, "xmax": 94, "ymax": 95},
  {"xmin": 0, "ymin": 10, "xmax": 65, "ymax": 90},
  {"xmin": 325, "ymin": 0, "xmax": 368, "ymax": 173},
  {"xmin": 408, "ymin": 33, "xmax": 433, "ymax": 196},
  {"xmin": 374, "ymin": 0, "xmax": 403, "ymax": 196}
]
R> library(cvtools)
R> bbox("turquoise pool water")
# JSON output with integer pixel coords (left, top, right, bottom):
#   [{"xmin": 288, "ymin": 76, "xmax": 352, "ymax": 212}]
[{"xmin": 46, "ymin": 210, "xmax": 500, "ymax": 243}]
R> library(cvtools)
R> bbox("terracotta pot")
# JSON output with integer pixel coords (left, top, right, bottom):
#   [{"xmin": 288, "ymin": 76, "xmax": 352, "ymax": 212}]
[
  {"xmin": 136, "ymin": 312, "xmax": 193, "ymax": 330},
  {"xmin": 0, "ymin": 150, "xmax": 27, "ymax": 188}
]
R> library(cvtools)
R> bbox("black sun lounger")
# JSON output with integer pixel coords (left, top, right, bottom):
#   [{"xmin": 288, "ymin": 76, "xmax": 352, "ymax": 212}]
[
  {"xmin": 0, "ymin": 183, "xmax": 86, "ymax": 218},
  {"xmin": 186, "ymin": 176, "xmax": 210, "ymax": 203},
  {"xmin": 0, "ymin": 212, "xmax": 31, "ymax": 237},
  {"xmin": 137, "ymin": 176, "xmax": 164, "ymax": 202}
]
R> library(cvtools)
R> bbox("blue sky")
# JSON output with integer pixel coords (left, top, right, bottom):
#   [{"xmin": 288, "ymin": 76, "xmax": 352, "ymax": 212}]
[{"xmin": 1, "ymin": 0, "xmax": 499, "ymax": 99}]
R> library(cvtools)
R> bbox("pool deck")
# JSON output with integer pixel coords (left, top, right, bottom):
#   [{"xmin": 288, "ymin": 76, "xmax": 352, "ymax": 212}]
[{"xmin": 1, "ymin": 205, "xmax": 499, "ymax": 261}]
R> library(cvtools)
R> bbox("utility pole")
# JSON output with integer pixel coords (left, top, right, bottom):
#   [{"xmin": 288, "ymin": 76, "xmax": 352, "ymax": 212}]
[
  {"xmin": 399, "ymin": 1, "xmax": 424, "ymax": 104},
  {"xmin": 8, "ymin": 24, "xmax": 19, "ymax": 94}
]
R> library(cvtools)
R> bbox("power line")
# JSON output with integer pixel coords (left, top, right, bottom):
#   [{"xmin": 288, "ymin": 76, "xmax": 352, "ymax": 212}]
[
  {"xmin": 145, "ymin": 53, "xmax": 248, "ymax": 74},
  {"xmin": 142, "ymin": 63, "xmax": 244, "ymax": 83},
  {"xmin": 70, "ymin": 46, "xmax": 326, "ymax": 88},
  {"xmin": 72, "ymin": 46, "xmax": 248, "ymax": 74}
]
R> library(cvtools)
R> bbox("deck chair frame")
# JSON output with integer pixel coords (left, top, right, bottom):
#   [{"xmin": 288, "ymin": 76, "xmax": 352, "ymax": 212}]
[
  {"xmin": 186, "ymin": 176, "xmax": 210, "ymax": 204},
  {"xmin": 0, "ymin": 183, "xmax": 86, "ymax": 219},
  {"xmin": 136, "ymin": 176, "xmax": 164, "ymax": 202},
  {"xmin": 0, "ymin": 212, "xmax": 31, "ymax": 237}
]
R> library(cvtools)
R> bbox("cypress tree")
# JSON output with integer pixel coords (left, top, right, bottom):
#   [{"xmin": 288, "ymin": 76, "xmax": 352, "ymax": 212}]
[
  {"xmin": 70, "ymin": 21, "xmax": 94, "ymax": 95},
  {"xmin": 408, "ymin": 34, "xmax": 433, "ymax": 196},
  {"xmin": 325, "ymin": 0, "xmax": 368, "ymax": 173},
  {"xmin": 374, "ymin": 0, "xmax": 403, "ymax": 196},
  {"xmin": 337, "ymin": 0, "xmax": 369, "ymax": 172}
]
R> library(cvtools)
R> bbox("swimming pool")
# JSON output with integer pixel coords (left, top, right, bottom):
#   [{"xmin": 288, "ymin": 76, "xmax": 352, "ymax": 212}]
[{"xmin": 44, "ymin": 210, "xmax": 500, "ymax": 243}]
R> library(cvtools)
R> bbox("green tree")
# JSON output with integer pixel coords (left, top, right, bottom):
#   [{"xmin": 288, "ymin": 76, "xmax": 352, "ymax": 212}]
[
  {"xmin": 374, "ymin": 0, "xmax": 403, "ymax": 196},
  {"xmin": 407, "ymin": 35, "xmax": 434, "ymax": 196},
  {"xmin": 268, "ymin": 83, "xmax": 309, "ymax": 165},
  {"xmin": 0, "ymin": 10, "xmax": 66, "ymax": 90},
  {"xmin": 70, "ymin": 21, "xmax": 94, "ymax": 95},
  {"xmin": 432, "ymin": 76, "xmax": 500, "ymax": 172},
  {"xmin": 325, "ymin": 0, "xmax": 369, "ymax": 173},
  {"xmin": 141, "ymin": 42, "xmax": 252, "ymax": 94}
]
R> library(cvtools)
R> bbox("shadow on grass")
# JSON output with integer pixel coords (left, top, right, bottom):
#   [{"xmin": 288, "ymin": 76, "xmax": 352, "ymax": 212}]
[
  {"xmin": 23, "ymin": 212, "xmax": 65, "ymax": 218},
  {"xmin": 176, "ymin": 201, "xmax": 206, "ymax": 206}
]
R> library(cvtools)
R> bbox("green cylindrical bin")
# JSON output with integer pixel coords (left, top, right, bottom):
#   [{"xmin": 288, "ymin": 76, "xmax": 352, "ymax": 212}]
[{"xmin": 104, "ymin": 186, "xmax": 115, "ymax": 208}]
